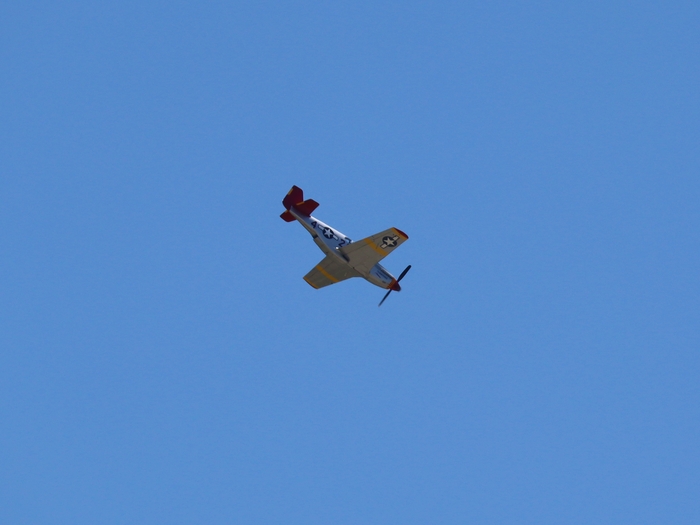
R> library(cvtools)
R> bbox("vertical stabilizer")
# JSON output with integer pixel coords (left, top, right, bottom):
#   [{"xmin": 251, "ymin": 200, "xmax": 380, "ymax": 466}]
[
  {"xmin": 283, "ymin": 185, "xmax": 304, "ymax": 210},
  {"xmin": 281, "ymin": 185, "xmax": 319, "ymax": 220}
]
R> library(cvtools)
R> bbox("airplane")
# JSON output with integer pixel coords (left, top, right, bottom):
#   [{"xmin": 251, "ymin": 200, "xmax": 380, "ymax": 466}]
[{"xmin": 281, "ymin": 185, "xmax": 411, "ymax": 306}]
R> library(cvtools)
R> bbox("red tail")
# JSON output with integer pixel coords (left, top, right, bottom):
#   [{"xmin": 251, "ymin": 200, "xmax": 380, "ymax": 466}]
[
  {"xmin": 281, "ymin": 185, "xmax": 319, "ymax": 221},
  {"xmin": 283, "ymin": 185, "xmax": 304, "ymax": 210}
]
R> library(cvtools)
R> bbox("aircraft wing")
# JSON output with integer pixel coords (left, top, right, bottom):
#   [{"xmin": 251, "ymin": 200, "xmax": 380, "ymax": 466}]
[
  {"xmin": 339, "ymin": 227, "xmax": 408, "ymax": 274},
  {"xmin": 303, "ymin": 255, "xmax": 361, "ymax": 289}
]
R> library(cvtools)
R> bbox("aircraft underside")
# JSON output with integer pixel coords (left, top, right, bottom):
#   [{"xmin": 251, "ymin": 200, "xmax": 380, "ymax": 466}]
[{"xmin": 281, "ymin": 185, "xmax": 411, "ymax": 305}]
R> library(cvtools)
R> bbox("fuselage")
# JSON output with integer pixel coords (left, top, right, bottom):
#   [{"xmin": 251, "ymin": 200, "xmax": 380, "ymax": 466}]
[{"xmin": 289, "ymin": 208, "xmax": 398, "ymax": 290}]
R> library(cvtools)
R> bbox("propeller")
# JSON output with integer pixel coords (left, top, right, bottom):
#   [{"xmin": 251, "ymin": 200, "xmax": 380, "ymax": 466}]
[{"xmin": 378, "ymin": 264, "xmax": 412, "ymax": 307}]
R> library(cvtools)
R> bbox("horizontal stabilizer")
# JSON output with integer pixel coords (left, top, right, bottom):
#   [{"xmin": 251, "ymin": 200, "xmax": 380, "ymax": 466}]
[
  {"xmin": 282, "ymin": 185, "xmax": 320, "ymax": 217},
  {"xmin": 280, "ymin": 210, "xmax": 295, "ymax": 222},
  {"xmin": 294, "ymin": 199, "xmax": 319, "ymax": 216}
]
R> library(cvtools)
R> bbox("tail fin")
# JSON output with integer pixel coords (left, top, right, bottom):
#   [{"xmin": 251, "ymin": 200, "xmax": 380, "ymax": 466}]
[
  {"xmin": 283, "ymin": 185, "xmax": 304, "ymax": 210},
  {"xmin": 281, "ymin": 185, "xmax": 319, "ymax": 221}
]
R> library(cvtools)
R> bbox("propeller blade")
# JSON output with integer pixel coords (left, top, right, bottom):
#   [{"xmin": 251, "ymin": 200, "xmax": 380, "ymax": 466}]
[
  {"xmin": 378, "ymin": 289, "xmax": 392, "ymax": 307},
  {"xmin": 378, "ymin": 265, "xmax": 411, "ymax": 307}
]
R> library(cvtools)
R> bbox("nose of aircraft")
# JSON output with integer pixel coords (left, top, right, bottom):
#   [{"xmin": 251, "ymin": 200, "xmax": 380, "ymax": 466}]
[{"xmin": 389, "ymin": 280, "xmax": 401, "ymax": 292}]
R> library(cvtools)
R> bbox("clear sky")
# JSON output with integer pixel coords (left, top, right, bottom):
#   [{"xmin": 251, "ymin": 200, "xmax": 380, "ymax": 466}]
[{"xmin": 1, "ymin": 2, "xmax": 699, "ymax": 523}]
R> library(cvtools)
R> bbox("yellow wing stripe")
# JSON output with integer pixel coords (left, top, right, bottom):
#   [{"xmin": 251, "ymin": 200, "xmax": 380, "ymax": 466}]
[
  {"xmin": 364, "ymin": 238, "xmax": 387, "ymax": 257},
  {"xmin": 315, "ymin": 264, "xmax": 339, "ymax": 283}
]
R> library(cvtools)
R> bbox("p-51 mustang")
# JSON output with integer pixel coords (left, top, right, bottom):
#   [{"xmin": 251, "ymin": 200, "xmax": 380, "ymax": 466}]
[{"xmin": 281, "ymin": 185, "xmax": 411, "ymax": 306}]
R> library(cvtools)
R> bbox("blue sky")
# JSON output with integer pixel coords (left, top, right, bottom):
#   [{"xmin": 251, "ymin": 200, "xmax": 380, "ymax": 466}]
[{"xmin": 1, "ymin": 1, "xmax": 699, "ymax": 523}]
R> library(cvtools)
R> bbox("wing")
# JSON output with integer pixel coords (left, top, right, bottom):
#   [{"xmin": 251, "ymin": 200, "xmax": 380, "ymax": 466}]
[
  {"xmin": 339, "ymin": 227, "xmax": 408, "ymax": 274},
  {"xmin": 303, "ymin": 255, "xmax": 361, "ymax": 289}
]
